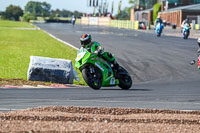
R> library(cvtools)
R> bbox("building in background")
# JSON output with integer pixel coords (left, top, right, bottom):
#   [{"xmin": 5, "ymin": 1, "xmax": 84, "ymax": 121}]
[
  {"xmin": 132, "ymin": 0, "xmax": 157, "ymax": 24},
  {"xmin": 159, "ymin": 3, "xmax": 200, "ymax": 27},
  {"xmin": 134, "ymin": 0, "xmax": 157, "ymax": 10},
  {"xmin": 161, "ymin": 0, "xmax": 200, "ymax": 11},
  {"xmin": 133, "ymin": 0, "xmax": 200, "ymax": 27}
]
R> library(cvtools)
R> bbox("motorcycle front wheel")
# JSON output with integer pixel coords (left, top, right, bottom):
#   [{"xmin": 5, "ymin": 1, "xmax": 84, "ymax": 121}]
[
  {"xmin": 82, "ymin": 66, "xmax": 102, "ymax": 90},
  {"xmin": 183, "ymin": 31, "xmax": 188, "ymax": 39}
]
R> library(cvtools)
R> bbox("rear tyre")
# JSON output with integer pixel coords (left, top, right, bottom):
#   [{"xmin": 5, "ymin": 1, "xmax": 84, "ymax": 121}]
[
  {"xmin": 117, "ymin": 66, "xmax": 132, "ymax": 90},
  {"xmin": 82, "ymin": 66, "xmax": 102, "ymax": 90}
]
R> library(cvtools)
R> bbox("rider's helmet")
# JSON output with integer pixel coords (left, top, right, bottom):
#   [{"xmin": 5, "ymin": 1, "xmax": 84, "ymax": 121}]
[
  {"xmin": 185, "ymin": 18, "xmax": 189, "ymax": 22},
  {"xmin": 185, "ymin": 23, "xmax": 189, "ymax": 26},
  {"xmin": 80, "ymin": 34, "xmax": 92, "ymax": 48},
  {"xmin": 198, "ymin": 38, "xmax": 200, "ymax": 47}
]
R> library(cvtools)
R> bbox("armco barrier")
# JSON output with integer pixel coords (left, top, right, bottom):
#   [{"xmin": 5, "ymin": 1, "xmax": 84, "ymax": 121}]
[
  {"xmin": 190, "ymin": 23, "xmax": 200, "ymax": 30},
  {"xmin": 195, "ymin": 24, "xmax": 199, "ymax": 30},
  {"xmin": 81, "ymin": 17, "xmax": 139, "ymax": 30},
  {"xmin": 34, "ymin": 17, "xmax": 198, "ymax": 30},
  {"xmin": 110, "ymin": 20, "xmax": 139, "ymax": 30}
]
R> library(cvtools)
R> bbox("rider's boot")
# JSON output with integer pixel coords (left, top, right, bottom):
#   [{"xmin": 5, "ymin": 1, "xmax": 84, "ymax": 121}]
[
  {"xmin": 111, "ymin": 60, "xmax": 120, "ymax": 78},
  {"xmin": 112, "ymin": 60, "xmax": 119, "ymax": 70}
]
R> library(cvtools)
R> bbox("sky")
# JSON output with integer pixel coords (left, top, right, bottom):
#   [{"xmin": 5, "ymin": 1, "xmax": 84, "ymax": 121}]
[{"xmin": 0, "ymin": 0, "xmax": 130, "ymax": 15}]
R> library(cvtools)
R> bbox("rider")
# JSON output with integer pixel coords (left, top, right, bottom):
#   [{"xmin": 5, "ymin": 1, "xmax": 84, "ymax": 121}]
[
  {"xmin": 154, "ymin": 15, "xmax": 163, "ymax": 27},
  {"xmin": 80, "ymin": 34, "xmax": 119, "ymax": 70},
  {"xmin": 181, "ymin": 18, "xmax": 190, "ymax": 32},
  {"xmin": 197, "ymin": 38, "xmax": 200, "ymax": 57},
  {"xmin": 181, "ymin": 18, "xmax": 190, "ymax": 28},
  {"xmin": 71, "ymin": 15, "xmax": 76, "ymax": 25}
]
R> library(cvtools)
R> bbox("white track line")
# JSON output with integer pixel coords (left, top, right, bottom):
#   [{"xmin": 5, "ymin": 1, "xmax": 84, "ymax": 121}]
[{"xmin": 34, "ymin": 24, "xmax": 79, "ymax": 50}]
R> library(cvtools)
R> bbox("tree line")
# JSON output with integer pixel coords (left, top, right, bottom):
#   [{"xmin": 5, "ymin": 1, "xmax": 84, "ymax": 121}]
[
  {"xmin": 0, "ymin": 1, "xmax": 151, "ymax": 21},
  {"xmin": 0, "ymin": 1, "xmax": 83, "ymax": 21}
]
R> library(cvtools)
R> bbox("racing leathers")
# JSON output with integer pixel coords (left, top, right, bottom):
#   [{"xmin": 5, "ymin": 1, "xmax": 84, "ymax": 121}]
[
  {"xmin": 181, "ymin": 19, "xmax": 190, "ymax": 33},
  {"xmin": 81, "ymin": 41, "xmax": 119, "ymax": 69},
  {"xmin": 155, "ymin": 18, "xmax": 163, "ymax": 27}
]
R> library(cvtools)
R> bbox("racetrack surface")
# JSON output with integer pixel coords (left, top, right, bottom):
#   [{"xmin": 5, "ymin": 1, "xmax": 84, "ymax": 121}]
[
  {"xmin": 1, "ymin": 23, "xmax": 200, "ymax": 111},
  {"xmin": 35, "ymin": 23, "xmax": 200, "ymax": 84}
]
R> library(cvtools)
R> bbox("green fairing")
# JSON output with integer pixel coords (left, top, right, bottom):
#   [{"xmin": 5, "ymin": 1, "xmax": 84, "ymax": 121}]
[{"xmin": 75, "ymin": 48, "xmax": 119, "ymax": 87}]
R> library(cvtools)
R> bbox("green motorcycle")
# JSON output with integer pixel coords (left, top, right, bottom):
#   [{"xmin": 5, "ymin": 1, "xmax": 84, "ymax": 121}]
[{"xmin": 75, "ymin": 48, "xmax": 132, "ymax": 90}]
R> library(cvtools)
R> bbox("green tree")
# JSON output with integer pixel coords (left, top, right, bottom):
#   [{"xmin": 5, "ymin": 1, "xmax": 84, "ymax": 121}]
[
  {"xmin": 50, "ymin": 9, "xmax": 83, "ymax": 18},
  {"xmin": 22, "ymin": 13, "xmax": 37, "ymax": 22},
  {"xmin": 73, "ymin": 11, "xmax": 83, "ymax": 18},
  {"xmin": 129, "ymin": 0, "xmax": 158, "ymax": 10},
  {"xmin": 129, "ymin": 0, "xmax": 137, "ymax": 8},
  {"xmin": 50, "ymin": 9, "xmax": 61, "ymax": 18},
  {"xmin": 0, "ymin": 11, "xmax": 3, "ymax": 19},
  {"xmin": 145, "ymin": 0, "xmax": 158, "ymax": 9},
  {"xmin": 2, "ymin": 5, "xmax": 23, "ymax": 21},
  {"xmin": 61, "ymin": 10, "xmax": 72, "ymax": 17},
  {"xmin": 24, "ymin": 1, "xmax": 51, "ymax": 17},
  {"xmin": 115, "ymin": 7, "xmax": 130, "ymax": 20}
]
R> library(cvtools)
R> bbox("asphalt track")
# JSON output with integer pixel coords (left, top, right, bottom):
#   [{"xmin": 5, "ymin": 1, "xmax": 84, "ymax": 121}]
[{"xmin": 1, "ymin": 23, "xmax": 200, "ymax": 111}]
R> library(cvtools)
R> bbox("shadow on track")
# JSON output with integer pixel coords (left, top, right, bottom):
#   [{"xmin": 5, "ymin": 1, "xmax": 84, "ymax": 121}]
[{"xmin": 100, "ymin": 88, "xmax": 152, "ymax": 91}]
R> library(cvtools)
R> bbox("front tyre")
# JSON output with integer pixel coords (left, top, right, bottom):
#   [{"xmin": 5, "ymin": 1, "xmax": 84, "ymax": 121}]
[
  {"xmin": 117, "ymin": 67, "xmax": 132, "ymax": 90},
  {"xmin": 183, "ymin": 31, "xmax": 188, "ymax": 39},
  {"xmin": 185, "ymin": 32, "xmax": 189, "ymax": 39},
  {"xmin": 82, "ymin": 66, "xmax": 102, "ymax": 90},
  {"xmin": 156, "ymin": 31, "xmax": 161, "ymax": 37}
]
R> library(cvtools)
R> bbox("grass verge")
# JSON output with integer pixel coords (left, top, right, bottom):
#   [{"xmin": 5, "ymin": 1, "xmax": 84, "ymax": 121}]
[
  {"xmin": 0, "ymin": 20, "xmax": 85, "ymax": 85},
  {"xmin": 0, "ymin": 20, "xmax": 34, "ymax": 28}
]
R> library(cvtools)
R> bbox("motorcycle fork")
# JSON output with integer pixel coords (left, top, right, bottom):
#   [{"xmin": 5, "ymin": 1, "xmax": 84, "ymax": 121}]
[
  {"xmin": 89, "ymin": 66, "xmax": 95, "ymax": 73},
  {"xmin": 89, "ymin": 65, "xmax": 101, "ymax": 80}
]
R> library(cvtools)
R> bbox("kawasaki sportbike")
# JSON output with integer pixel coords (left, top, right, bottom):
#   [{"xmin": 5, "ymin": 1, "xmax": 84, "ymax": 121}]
[
  {"xmin": 75, "ymin": 48, "xmax": 132, "ymax": 90},
  {"xmin": 155, "ymin": 23, "xmax": 163, "ymax": 37},
  {"xmin": 183, "ymin": 23, "xmax": 190, "ymax": 39}
]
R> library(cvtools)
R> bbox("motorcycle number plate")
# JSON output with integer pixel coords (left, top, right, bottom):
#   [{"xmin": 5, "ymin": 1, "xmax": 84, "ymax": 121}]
[{"xmin": 110, "ymin": 77, "xmax": 115, "ymax": 85}]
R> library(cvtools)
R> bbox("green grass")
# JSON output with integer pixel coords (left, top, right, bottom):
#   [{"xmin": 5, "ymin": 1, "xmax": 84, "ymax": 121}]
[
  {"xmin": 0, "ymin": 20, "xmax": 85, "ymax": 85},
  {"xmin": 0, "ymin": 20, "xmax": 34, "ymax": 28}
]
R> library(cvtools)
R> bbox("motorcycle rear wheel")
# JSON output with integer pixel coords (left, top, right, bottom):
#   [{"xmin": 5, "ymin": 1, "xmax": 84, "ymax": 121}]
[{"xmin": 82, "ymin": 66, "xmax": 102, "ymax": 90}]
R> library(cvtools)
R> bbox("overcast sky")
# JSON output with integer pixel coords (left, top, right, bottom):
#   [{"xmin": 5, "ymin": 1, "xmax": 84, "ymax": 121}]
[{"xmin": 0, "ymin": 0, "xmax": 130, "ymax": 15}]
